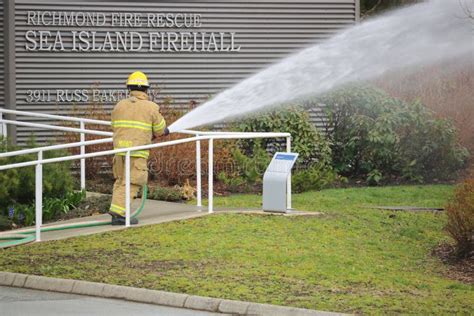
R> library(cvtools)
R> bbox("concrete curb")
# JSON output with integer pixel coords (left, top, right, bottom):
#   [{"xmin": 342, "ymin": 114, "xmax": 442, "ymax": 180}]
[{"xmin": 0, "ymin": 271, "xmax": 348, "ymax": 315}]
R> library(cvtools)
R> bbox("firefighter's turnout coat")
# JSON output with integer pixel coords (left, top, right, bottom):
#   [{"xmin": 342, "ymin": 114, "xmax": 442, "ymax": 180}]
[{"xmin": 109, "ymin": 90, "xmax": 166, "ymax": 216}]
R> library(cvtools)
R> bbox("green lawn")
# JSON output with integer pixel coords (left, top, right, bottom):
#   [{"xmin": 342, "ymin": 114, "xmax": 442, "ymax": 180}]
[{"xmin": 1, "ymin": 185, "xmax": 472, "ymax": 314}]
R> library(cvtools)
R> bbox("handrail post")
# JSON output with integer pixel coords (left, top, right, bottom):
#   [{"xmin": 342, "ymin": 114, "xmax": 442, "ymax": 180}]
[
  {"xmin": 196, "ymin": 136, "xmax": 202, "ymax": 208},
  {"xmin": 286, "ymin": 136, "xmax": 292, "ymax": 210},
  {"xmin": 35, "ymin": 151, "xmax": 43, "ymax": 242},
  {"xmin": 208, "ymin": 138, "xmax": 214, "ymax": 213},
  {"xmin": 125, "ymin": 151, "xmax": 131, "ymax": 227},
  {"xmin": 0, "ymin": 112, "xmax": 6, "ymax": 138},
  {"xmin": 80, "ymin": 121, "xmax": 86, "ymax": 191}
]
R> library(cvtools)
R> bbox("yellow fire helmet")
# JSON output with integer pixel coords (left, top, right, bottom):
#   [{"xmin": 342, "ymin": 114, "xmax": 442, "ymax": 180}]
[{"xmin": 126, "ymin": 71, "xmax": 149, "ymax": 87}]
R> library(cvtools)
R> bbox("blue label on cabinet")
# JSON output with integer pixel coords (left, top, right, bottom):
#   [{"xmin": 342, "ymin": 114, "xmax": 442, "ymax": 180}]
[{"xmin": 275, "ymin": 154, "xmax": 296, "ymax": 161}]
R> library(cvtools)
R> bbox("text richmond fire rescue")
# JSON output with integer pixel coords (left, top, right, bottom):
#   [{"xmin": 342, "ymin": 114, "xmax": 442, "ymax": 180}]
[{"xmin": 24, "ymin": 11, "xmax": 242, "ymax": 52}]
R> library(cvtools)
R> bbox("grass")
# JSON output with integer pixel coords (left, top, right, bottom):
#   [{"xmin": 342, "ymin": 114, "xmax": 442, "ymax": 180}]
[{"xmin": 1, "ymin": 185, "xmax": 472, "ymax": 314}]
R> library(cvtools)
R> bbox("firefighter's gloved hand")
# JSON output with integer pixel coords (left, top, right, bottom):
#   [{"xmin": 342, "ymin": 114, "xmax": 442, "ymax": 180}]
[{"xmin": 162, "ymin": 127, "xmax": 170, "ymax": 136}]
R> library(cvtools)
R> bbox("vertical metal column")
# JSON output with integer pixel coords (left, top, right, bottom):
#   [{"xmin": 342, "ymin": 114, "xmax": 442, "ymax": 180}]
[
  {"xmin": 0, "ymin": 112, "xmax": 6, "ymax": 138},
  {"xmin": 208, "ymin": 138, "xmax": 214, "ymax": 213},
  {"xmin": 196, "ymin": 138, "xmax": 202, "ymax": 207},
  {"xmin": 4, "ymin": 0, "xmax": 16, "ymax": 143},
  {"xmin": 80, "ymin": 121, "xmax": 86, "ymax": 190},
  {"xmin": 125, "ymin": 151, "xmax": 131, "ymax": 227},
  {"xmin": 35, "ymin": 151, "xmax": 43, "ymax": 242},
  {"xmin": 286, "ymin": 136, "xmax": 292, "ymax": 210},
  {"xmin": 355, "ymin": 0, "xmax": 361, "ymax": 23}
]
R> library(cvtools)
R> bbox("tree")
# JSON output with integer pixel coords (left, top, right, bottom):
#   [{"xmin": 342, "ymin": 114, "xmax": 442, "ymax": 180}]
[
  {"xmin": 361, "ymin": 0, "xmax": 421, "ymax": 18},
  {"xmin": 459, "ymin": 0, "xmax": 474, "ymax": 19}
]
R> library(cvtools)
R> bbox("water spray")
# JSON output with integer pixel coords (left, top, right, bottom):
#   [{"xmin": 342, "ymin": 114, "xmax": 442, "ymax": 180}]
[{"xmin": 169, "ymin": 0, "xmax": 473, "ymax": 132}]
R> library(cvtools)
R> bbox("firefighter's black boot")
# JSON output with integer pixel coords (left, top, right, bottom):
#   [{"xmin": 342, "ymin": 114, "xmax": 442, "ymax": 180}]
[{"xmin": 108, "ymin": 212, "xmax": 139, "ymax": 225}]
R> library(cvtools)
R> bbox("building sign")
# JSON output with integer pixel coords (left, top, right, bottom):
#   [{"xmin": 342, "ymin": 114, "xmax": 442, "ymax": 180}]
[
  {"xmin": 1, "ymin": 0, "xmax": 359, "ymax": 144},
  {"xmin": 25, "ymin": 11, "xmax": 241, "ymax": 53},
  {"xmin": 24, "ymin": 9, "xmax": 242, "ymax": 104}
]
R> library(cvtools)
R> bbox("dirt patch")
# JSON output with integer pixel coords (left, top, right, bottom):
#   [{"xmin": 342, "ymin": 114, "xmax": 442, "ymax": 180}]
[
  {"xmin": 55, "ymin": 195, "xmax": 112, "ymax": 221},
  {"xmin": 124, "ymin": 259, "xmax": 209, "ymax": 272},
  {"xmin": 87, "ymin": 178, "xmax": 114, "ymax": 195},
  {"xmin": 373, "ymin": 206, "xmax": 444, "ymax": 212},
  {"xmin": 432, "ymin": 243, "xmax": 473, "ymax": 284}
]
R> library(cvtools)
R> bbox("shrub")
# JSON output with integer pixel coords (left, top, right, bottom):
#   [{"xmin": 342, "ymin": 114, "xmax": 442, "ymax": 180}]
[
  {"xmin": 42, "ymin": 190, "xmax": 86, "ymax": 221},
  {"xmin": 374, "ymin": 56, "xmax": 474, "ymax": 163},
  {"xmin": 0, "ymin": 137, "xmax": 80, "ymax": 227},
  {"xmin": 230, "ymin": 107, "xmax": 336, "ymax": 192},
  {"xmin": 445, "ymin": 179, "xmax": 474, "ymax": 259},
  {"xmin": 0, "ymin": 138, "xmax": 75, "ymax": 208},
  {"xmin": 292, "ymin": 162, "xmax": 340, "ymax": 193},
  {"xmin": 317, "ymin": 83, "xmax": 469, "ymax": 183},
  {"xmin": 231, "ymin": 144, "xmax": 271, "ymax": 186},
  {"xmin": 217, "ymin": 171, "xmax": 247, "ymax": 192},
  {"xmin": 0, "ymin": 216, "xmax": 12, "ymax": 231},
  {"xmin": 149, "ymin": 185, "xmax": 185, "ymax": 202},
  {"xmin": 2, "ymin": 191, "xmax": 85, "ymax": 228},
  {"xmin": 396, "ymin": 102, "xmax": 468, "ymax": 181},
  {"xmin": 215, "ymin": 144, "xmax": 272, "ymax": 192},
  {"xmin": 62, "ymin": 98, "xmax": 114, "ymax": 181},
  {"xmin": 148, "ymin": 102, "xmax": 236, "ymax": 186},
  {"xmin": 235, "ymin": 106, "xmax": 332, "ymax": 167}
]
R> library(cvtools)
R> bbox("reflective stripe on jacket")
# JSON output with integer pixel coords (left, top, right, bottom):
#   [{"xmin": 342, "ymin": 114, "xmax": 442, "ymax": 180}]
[{"xmin": 111, "ymin": 90, "xmax": 166, "ymax": 158}]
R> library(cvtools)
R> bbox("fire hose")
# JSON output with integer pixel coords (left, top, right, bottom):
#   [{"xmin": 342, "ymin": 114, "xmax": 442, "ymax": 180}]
[{"xmin": 0, "ymin": 185, "xmax": 148, "ymax": 249}]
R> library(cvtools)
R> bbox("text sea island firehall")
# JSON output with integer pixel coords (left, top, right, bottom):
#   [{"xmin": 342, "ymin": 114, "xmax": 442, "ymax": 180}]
[{"xmin": 25, "ymin": 11, "xmax": 241, "ymax": 52}]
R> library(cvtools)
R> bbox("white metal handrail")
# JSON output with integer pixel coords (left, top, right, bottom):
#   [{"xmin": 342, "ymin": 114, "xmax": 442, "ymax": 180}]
[
  {"xmin": 0, "ymin": 138, "xmax": 113, "ymax": 159},
  {"xmin": 0, "ymin": 109, "xmax": 292, "ymax": 243},
  {"xmin": 0, "ymin": 133, "xmax": 290, "ymax": 170},
  {"xmin": 0, "ymin": 108, "xmax": 111, "ymax": 126},
  {"xmin": 0, "ymin": 108, "xmax": 113, "ymax": 190},
  {"xmin": 1, "ymin": 119, "xmax": 113, "ymax": 137}
]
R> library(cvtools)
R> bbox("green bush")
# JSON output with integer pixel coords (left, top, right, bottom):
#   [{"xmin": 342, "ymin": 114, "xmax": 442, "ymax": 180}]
[
  {"xmin": 149, "ymin": 186, "xmax": 185, "ymax": 202},
  {"xmin": 235, "ymin": 107, "xmax": 332, "ymax": 167},
  {"xmin": 216, "ymin": 144, "xmax": 272, "ymax": 192},
  {"xmin": 42, "ymin": 191, "xmax": 86, "ymax": 221},
  {"xmin": 0, "ymin": 139, "xmax": 74, "ymax": 208},
  {"xmin": 231, "ymin": 145, "xmax": 271, "ymax": 186},
  {"xmin": 0, "ymin": 215, "xmax": 12, "ymax": 231},
  {"xmin": 4, "ymin": 191, "xmax": 85, "ymax": 227},
  {"xmin": 445, "ymin": 178, "xmax": 474, "ymax": 259},
  {"xmin": 317, "ymin": 84, "xmax": 469, "ymax": 183},
  {"xmin": 396, "ymin": 102, "xmax": 469, "ymax": 181},
  {"xmin": 292, "ymin": 162, "xmax": 341, "ymax": 193},
  {"xmin": 217, "ymin": 172, "xmax": 247, "ymax": 192},
  {"xmin": 0, "ymin": 137, "xmax": 78, "ymax": 227},
  {"xmin": 230, "ymin": 107, "xmax": 336, "ymax": 192}
]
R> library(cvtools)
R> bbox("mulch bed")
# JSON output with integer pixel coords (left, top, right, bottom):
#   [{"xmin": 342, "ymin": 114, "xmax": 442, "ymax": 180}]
[
  {"xmin": 54, "ymin": 195, "xmax": 112, "ymax": 222},
  {"xmin": 432, "ymin": 243, "xmax": 474, "ymax": 284}
]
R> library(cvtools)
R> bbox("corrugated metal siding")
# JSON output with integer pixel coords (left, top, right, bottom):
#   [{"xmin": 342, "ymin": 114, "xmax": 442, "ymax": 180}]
[
  {"xmin": 13, "ymin": 0, "xmax": 358, "ymax": 143},
  {"xmin": 0, "ymin": 1, "xmax": 4, "ymax": 109}
]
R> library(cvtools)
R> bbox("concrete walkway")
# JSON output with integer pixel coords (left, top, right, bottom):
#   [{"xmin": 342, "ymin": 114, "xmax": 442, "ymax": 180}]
[
  {"xmin": 0, "ymin": 195, "xmax": 322, "ymax": 243},
  {"xmin": 1, "ymin": 198, "xmax": 208, "ymax": 242},
  {"xmin": 0, "ymin": 286, "xmax": 224, "ymax": 316},
  {"xmin": 0, "ymin": 272, "xmax": 345, "ymax": 316}
]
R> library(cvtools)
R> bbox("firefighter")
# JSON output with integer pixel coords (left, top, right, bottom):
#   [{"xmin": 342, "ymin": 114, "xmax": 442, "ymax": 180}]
[{"xmin": 109, "ymin": 71, "xmax": 169, "ymax": 225}]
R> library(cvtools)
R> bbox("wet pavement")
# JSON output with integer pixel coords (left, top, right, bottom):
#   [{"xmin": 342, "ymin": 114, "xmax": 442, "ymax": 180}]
[{"xmin": 0, "ymin": 286, "xmax": 226, "ymax": 316}]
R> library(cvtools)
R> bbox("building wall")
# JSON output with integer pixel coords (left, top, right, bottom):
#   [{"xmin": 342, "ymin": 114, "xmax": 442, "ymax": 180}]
[{"xmin": 9, "ymin": 0, "xmax": 359, "ymax": 143}]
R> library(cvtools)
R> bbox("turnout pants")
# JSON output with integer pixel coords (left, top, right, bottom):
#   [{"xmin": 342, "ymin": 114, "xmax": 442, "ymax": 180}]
[{"xmin": 110, "ymin": 155, "xmax": 148, "ymax": 217}]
